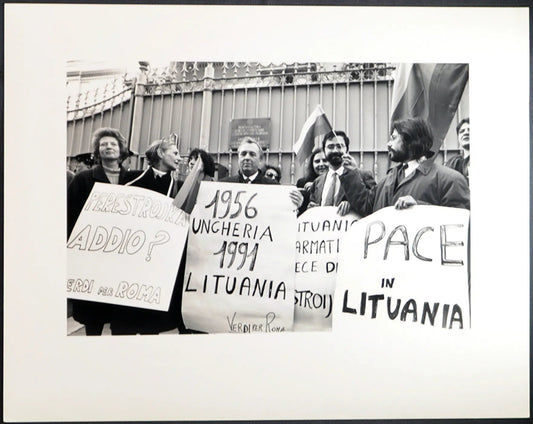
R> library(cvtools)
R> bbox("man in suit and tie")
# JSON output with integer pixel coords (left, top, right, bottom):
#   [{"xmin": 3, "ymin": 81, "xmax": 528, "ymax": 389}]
[
  {"xmin": 307, "ymin": 130, "xmax": 376, "ymax": 217},
  {"xmin": 221, "ymin": 136, "xmax": 303, "ymax": 208},
  {"xmin": 221, "ymin": 136, "xmax": 277, "ymax": 185}
]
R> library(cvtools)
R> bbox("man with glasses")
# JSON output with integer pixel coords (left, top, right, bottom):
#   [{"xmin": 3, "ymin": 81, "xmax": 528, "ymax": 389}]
[{"xmin": 307, "ymin": 130, "xmax": 376, "ymax": 217}]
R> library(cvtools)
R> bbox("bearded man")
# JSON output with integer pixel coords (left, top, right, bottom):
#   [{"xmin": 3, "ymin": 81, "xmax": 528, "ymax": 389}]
[
  {"xmin": 307, "ymin": 130, "xmax": 376, "ymax": 217},
  {"xmin": 373, "ymin": 117, "xmax": 470, "ymax": 211}
]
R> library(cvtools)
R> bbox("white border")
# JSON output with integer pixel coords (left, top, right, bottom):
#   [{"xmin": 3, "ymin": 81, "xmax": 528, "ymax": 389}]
[{"xmin": 4, "ymin": 5, "xmax": 530, "ymax": 421}]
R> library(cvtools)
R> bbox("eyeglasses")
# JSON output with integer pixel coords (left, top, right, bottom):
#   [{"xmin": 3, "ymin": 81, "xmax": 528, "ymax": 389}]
[{"xmin": 265, "ymin": 171, "xmax": 278, "ymax": 179}]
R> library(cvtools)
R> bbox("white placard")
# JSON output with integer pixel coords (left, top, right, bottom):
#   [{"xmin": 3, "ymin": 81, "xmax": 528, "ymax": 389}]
[
  {"xmin": 182, "ymin": 181, "xmax": 297, "ymax": 333},
  {"xmin": 67, "ymin": 183, "xmax": 189, "ymax": 311},
  {"xmin": 294, "ymin": 206, "xmax": 360, "ymax": 331},
  {"xmin": 333, "ymin": 205, "xmax": 470, "ymax": 331}
]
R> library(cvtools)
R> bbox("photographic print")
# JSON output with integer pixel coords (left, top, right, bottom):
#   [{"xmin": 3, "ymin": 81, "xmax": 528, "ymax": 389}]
[
  {"xmin": 65, "ymin": 61, "xmax": 471, "ymax": 336},
  {"xmin": 4, "ymin": 4, "xmax": 529, "ymax": 423}
]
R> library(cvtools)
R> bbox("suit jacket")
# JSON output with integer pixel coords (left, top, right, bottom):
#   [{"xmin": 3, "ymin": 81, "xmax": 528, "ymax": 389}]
[
  {"xmin": 308, "ymin": 167, "xmax": 376, "ymax": 217},
  {"xmin": 445, "ymin": 153, "xmax": 469, "ymax": 183},
  {"xmin": 220, "ymin": 170, "xmax": 278, "ymax": 185}
]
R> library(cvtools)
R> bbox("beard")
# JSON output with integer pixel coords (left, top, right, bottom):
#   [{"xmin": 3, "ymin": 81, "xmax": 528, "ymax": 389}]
[
  {"xmin": 326, "ymin": 151, "xmax": 343, "ymax": 167},
  {"xmin": 388, "ymin": 147, "xmax": 408, "ymax": 163}
]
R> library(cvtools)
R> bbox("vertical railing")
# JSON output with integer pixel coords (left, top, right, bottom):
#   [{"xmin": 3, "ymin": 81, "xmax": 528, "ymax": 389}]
[
  {"xmin": 265, "ymin": 65, "xmax": 273, "ymax": 165},
  {"xmin": 277, "ymin": 65, "xmax": 285, "ymax": 174},
  {"xmin": 158, "ymin": 89, "xmax": 165, "ymax": 139},
  {"xmin": 168, "ymin": 80, "xmax": 175, "ymax": 138},
  {"xmin": 373, "ymin": 69, "xmax": 378, "ymax": 175},
  {"xmin": 67, "ymin": 62, "xmax": 400, "ymax": 182},
  {"xmin": 147, "ymin": 90, "xmax": 154, "ymax": 143},
  {"xmin": 345, "ymin": 72, "xmax": 350, "ymax": 145},
  {"xmin": 290, "ymin": 67, "xmax": 297, "ymax": 183},
  {"xmin": 359, "ymin": 73, "xmax": 364, "ymax": 169},
  {"xmin": 216, "ymin": 63, "xmax": 228, "ymax": 165},
  {"xmin": 332, "ymin": 64, "xmax": 337, "ymax": 127}
]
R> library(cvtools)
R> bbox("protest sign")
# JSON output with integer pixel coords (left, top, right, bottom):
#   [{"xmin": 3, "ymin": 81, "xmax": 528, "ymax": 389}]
[
  {"xmin": 333, "ymin": 205, "xmax": 470, "ymax": 331},
  {"xmin": 67, "ymin": 183, "xmax": 189, "ymax": 311},
  {"xmin": 182, "ymin": 181, "xmax": 297, "ymax": 333},
  {"xmin": 294, "ymin": 207, "xmax": 359, "ymax": 331}
]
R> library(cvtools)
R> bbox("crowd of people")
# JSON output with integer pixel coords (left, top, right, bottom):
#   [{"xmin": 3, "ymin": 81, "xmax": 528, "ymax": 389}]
[{"xmin": 67, "ymin": 117, "xmax": 470, "ymax": 335}]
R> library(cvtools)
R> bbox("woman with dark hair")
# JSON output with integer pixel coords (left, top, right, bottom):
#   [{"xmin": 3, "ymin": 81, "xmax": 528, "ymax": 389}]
[
  {"xmin": 295, "ymin": 147, "xmax": 328, "ymax": 214},
  {"xmin": 188, "ymin": 148, "xmax": 216, "ymax": 180},
  {"xmin": 296, "ymin": 147, "xmax": 328, "ymax": 189},
  {"xmin": 67, "ymin": 127, "xmax": 134, "ymax": 335},
  {"xmin": 264, "ymin": 164, "xmax": 282, "ymax": 183}
]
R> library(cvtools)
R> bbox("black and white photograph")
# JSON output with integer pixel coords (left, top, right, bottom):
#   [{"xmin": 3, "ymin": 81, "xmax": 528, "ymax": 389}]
[
  {"xmin": 4, "ymin": 3, "xmax": 530, "ymax": 423},
  {"xmin": 65, "ymin": 60, "xmax": 471, "ymax": 336}
]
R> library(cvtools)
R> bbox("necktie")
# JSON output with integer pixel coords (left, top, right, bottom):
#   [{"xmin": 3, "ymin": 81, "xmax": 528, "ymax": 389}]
[
  {"xmin": 324, "ymin": 173, "xmax": 338, "ymax": 206},
  {"xmin": 395, "ymin": 164, "xmax": 407, "ymax": 191},
  {"xmin": 244, "ymin": 177, "xmax": 252, "ymax": 184}
]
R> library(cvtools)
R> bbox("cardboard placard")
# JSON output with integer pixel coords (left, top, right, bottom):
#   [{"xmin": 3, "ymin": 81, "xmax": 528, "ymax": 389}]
[
  {"xmin": 333, "ymin": 205, "xmax": 470, "ymax": 331},
  {"xmin": 67, "ymin": 183, "xmax": 189, "ymax": 311},
  {"xmin": 182, "ymin": 181, "xmax": 297, "ymax": 333},
  {"xmin": 294, "ymin": 207, "xmax": 360, "ymax": 331}
]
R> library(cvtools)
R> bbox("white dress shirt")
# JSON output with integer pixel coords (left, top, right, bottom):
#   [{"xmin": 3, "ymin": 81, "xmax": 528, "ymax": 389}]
[{"xmin": 321, "ymin": 166, "xmax": 344, "ymax": 206}]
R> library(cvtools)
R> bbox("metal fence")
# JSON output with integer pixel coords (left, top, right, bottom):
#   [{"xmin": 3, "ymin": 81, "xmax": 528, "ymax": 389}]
[{"xmin": 66, "ymin": 62, "xmax": 469, "ymax": 184}]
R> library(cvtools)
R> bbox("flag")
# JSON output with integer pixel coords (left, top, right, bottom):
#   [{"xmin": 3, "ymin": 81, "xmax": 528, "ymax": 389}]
[
  {"xmin": 293, "ymin": 104, "xmax": 333, "ymax": 165},
  {"xmin": 173, "ymin": 156, "xmax": 204, "ymax": 214},
  {"xmin": 390, "ymin": 63, "xmax": 469, "ymax": 155}
]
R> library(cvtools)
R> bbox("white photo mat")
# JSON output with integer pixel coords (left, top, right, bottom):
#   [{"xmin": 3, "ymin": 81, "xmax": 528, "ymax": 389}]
[{"xmin": 4, "ymin": 4, "xmax": 530, "ymax": 422}]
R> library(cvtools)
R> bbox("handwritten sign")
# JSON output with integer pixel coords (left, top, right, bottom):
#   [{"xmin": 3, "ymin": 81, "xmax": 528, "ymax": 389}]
[
  {"xmin": 294, "ymin": 207, "xmax": 360, "ymax": 331},
  {"xmin": 333, "ymin": 206, "xmax": 470, "ymax": 331},
  {"xmin": 66, "ymin": 183, "xmax": 189, "ymax": 311},
  {"xmin": 182, "ymin": 181, "xmax": 296, "ymax": 333}
]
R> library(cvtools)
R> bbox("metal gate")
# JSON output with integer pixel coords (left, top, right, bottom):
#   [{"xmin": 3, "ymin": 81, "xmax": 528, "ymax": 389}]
[{"xmin": 67, "ymin": 62, "xmax": 469, "ymax": 183}]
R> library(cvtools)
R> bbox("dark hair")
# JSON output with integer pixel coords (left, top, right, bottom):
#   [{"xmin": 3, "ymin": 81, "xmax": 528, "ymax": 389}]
[
  {"xmin": 456, "ymin": 118, "xmax": 469, "ymax": 135},
  {"xmin": 304, "ymin": 147, "xmax": 325, "ymax": 182},
  {"xmin": 321, "ymin": 130, "xmax": 350, "ymax": 152},
  {"xmin": 264, "ymin": 164, "xmax": 281, "ymax": 182},
  {"xmin": 189, "ymin": 148, "xmax": 216, "ymax": 177},
  {"xmin": 92, "ymin": 127, "xmax": 129, "ymax": 163},
  {"xmin": 144, "ymin": 139, "xmax": 177, "ymax": 166},
  {"xmin": 391, "ymin": 118, "xmax": 434, "ymax": 160}
]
